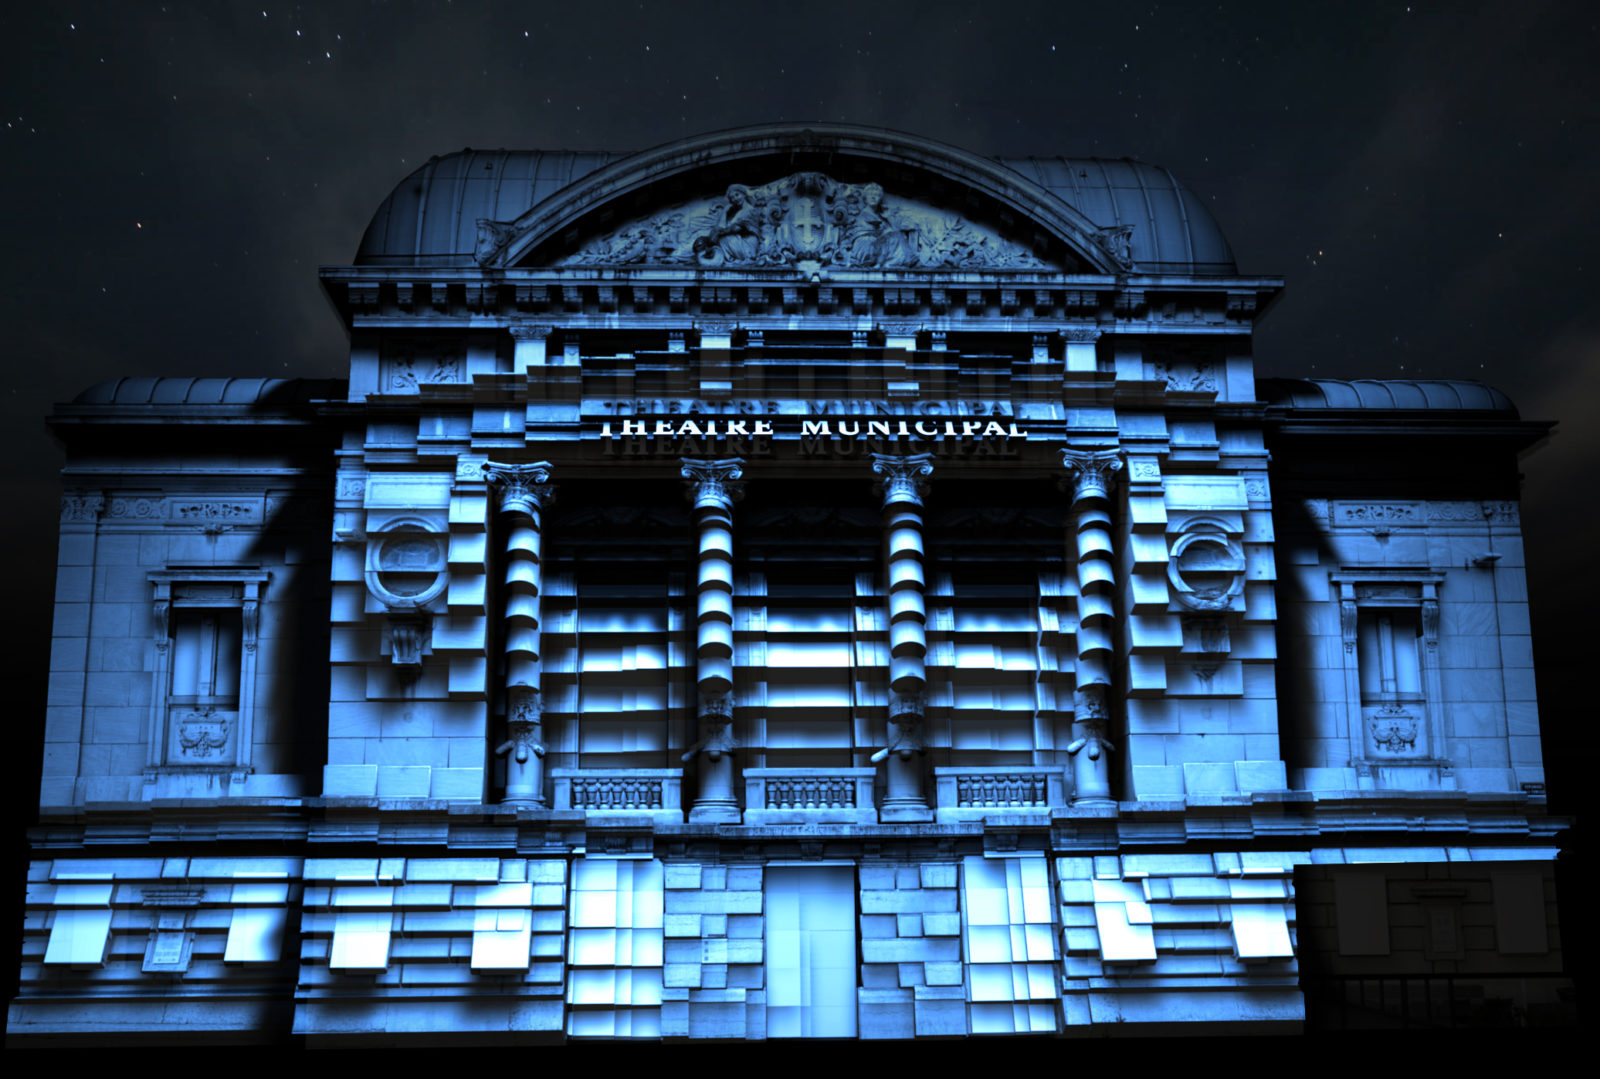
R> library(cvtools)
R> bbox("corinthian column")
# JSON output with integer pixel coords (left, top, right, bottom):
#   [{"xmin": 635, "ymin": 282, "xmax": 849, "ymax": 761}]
[
  {"xmin": 681, "ymin": 458, "xmax": 744, "ymax": 824},
  {"xmin": 869, "ymin": 453, "xmax": 935, "ymax": 822},
  {"xmin": 485, "ymin": 461, "xmax": 554, "ymax": 806},
  {"xmin": 1059, "ymin": 449, "xmax": 1123, "ymax": 806}
]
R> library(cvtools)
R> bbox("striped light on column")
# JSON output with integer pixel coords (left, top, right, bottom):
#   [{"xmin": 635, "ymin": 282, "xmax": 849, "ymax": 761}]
[
  {"xmin": 681, "ymin": 458, "xmax": 743, "ymax": 823},
  {"xmin": 485, "ymin": 461, "xmax": 554, "ymax": 806},
  {"xmin": 1059, "ymin": 449, "xmax": 1122, "ymax": 806},
  {"xmin": 870, "ymin": 452, "xmax": 934, "ymax": 822}
]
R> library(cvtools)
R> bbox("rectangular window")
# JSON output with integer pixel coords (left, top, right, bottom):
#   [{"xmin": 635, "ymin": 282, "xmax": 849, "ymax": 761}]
[
  {"xmin": 1357, "ymin": 609, "xmax": 1423, "ymax": 704},
  {"xmin": 169, "ymin": 608, "xmax": 243, "ymax": 702}
]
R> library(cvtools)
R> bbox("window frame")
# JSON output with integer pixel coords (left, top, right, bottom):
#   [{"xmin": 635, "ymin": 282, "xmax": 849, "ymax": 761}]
[
  {"xmin": 1331, "ymin": 570, "xmax": 1447, "ymax": 778},
  {"xmin": 147, "ymin": 568, "xmax": 269, "ymax": 775}
]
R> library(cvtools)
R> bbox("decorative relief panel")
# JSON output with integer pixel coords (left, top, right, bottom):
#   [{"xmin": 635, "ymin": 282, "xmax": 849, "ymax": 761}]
[
  {"xmin": 364, "ymin": 523, "xmax": 449, "ymax": 610},
  {"xmin": 172, "ymin": 500, "xmax": 258, "ymax": 523},
  {"xmin": 1425, "ymin": 500, "xmax": 1520, "ymax": 523},
  {"xmin": 1149, "ymin": 358, "xmax": 1219, "ymax": 393},
  {"xmin": 1167, "ymin": 520, "xmax": 1246, "ymax": 612},
  {"xmin": 60, "ymin": 493, "xmax": 105, "ymax": 522},
  {"xmin": 99, "ymin": 498, "xmax": 267, "ymax": 525},
  {"xmin": 558, "ymin": 171, "xmax": 1051, "ymax": 271},
  {"xmin": 380, "ymin": 338, "xmax": 467, "ymax": 393},
  {"xmin": 106, "ymin": 497, "xmax": 163, "ymax": 519},
  {"xmin": 168, "ymin": 707, "xmax": 236, "ymax": 764},
  {"xmin": 1127, "ymin": 458, "xmax": 1162, "ymax": 483},
  {"xmin": 1332, "ymin": 502, "xmax": 1422, "ymax": 527}
]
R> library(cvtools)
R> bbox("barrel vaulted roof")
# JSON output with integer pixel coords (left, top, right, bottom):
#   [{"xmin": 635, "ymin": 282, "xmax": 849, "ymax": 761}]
[
  {"xmin": 1260, "ymin": 378, "xmax": 1518, "ymax": 414},
  {"xmin": 352, "ymin": 124, "xmax": 1236, "ymax": 275}
]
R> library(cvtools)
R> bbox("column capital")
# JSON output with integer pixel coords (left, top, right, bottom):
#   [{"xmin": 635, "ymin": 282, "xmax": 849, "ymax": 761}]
[
  {"xmin": 484, "ymin": 461, "xmax": 554, "ymax": 515},
  {"xmin": 1058, "ymin": 448, "xmax": 1124, "ymax": 501},
  {"xmin": 681, "ymin": 457, "xmax": 744, "ymax": 512},
  {"xmin": 507, "ymin": 322, "xmax": 554, "ymax": 342},
  {"xmin": 1061, "ymin": 326, "xmax": 1103, "ymax": 343},
  {"xmin": 870, "ymin": 452, "xmax": 934, "ymax": 508}
]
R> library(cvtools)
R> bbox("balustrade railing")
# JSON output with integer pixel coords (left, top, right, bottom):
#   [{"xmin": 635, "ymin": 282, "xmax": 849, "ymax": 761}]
[
  {"xmin": 932, "ymin": 766, "xmax": 1067, "ymax": 820},
  {"xmin": 743, "ymin": 767, "xmax": 876, "ymax": 824},
  {"xmin": 550, "ymin": 768, "xmax": 682, "ymax": 819}
]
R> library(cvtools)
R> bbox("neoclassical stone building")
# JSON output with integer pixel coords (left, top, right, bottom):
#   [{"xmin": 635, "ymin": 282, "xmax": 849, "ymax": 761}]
[{"xmin": 12, "ymin": 124, "xmax": 1570, "ymax": 1043}]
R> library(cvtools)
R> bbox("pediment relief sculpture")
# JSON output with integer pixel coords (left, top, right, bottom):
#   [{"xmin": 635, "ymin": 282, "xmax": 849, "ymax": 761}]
[{"xmin": 556, "ymin": 171, "xmax": 1053, "ymax": 271}]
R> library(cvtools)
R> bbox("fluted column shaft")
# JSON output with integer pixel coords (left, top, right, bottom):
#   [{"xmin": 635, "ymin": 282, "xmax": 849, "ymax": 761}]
[
  {"xmin": 1060, "ymin": 449, "xmax": 1122, "ymax": 806},
  {"xmin": 870, "ymin": 453, "xmax": 935, "ymax": 821},
  {"xmin": 486, "ymin": 461, "xmax": 553, "ymax": 806},
  {"xmin": 681, "ymin": 458, "xmax": 743, "ymax": 823}
]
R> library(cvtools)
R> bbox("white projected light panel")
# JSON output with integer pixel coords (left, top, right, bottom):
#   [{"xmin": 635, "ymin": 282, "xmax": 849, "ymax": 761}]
[
  {"xmin": 225, "ymin": 907, "xmax": 287, "ymax": 964},
  {"xmin": 962, "ymin": 856, "xmax": 1059, "ymax": 1034},
  {"xmin": 566, "ymin": 858, "xmax": 665, "ymax": 1037},
  {"xmin": 766, "ymin": 866, "xmax": 857, "ymax": 1038}
]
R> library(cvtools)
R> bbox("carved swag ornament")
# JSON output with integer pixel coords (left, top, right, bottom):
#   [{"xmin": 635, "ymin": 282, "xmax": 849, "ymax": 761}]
[{"xmin": 561, "ymin": 171, "xmax": 1048, "ymax": 271}]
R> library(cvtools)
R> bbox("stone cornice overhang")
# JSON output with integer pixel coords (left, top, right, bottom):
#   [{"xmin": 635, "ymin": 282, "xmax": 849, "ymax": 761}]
[
  {"xmin": 45, "ymin": 403, "xmax": 349, "ymax": 471},
  {"xmin": 318, "ymin": 265, "xmax": 1284, "ymax": 333},
  {"xmin": 27, "ymin": 794, "xmax": 1568, "ymax": 854},
  {"xmin": 48, "ymin": 403, "xmax": 333, "ymax": 428},
  {"xmin": 1263, "ymin": 410, "xmax": 1553, "ymax": 456}
]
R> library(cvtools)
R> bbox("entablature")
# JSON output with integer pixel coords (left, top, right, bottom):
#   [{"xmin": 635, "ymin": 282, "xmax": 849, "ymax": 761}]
[
  {"xmin": 27, "ymin": 794, "xmax": 1569, "ymax": 851},
  {"xmin": 321, "ymin": 266, "xmax": 1283, "ymax": 332}
]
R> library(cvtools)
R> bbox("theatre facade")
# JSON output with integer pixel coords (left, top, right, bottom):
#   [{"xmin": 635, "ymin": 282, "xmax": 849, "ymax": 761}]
[{"xmin": 12, "ymin": 124, "xmax": 1570, "ymax": 1042}]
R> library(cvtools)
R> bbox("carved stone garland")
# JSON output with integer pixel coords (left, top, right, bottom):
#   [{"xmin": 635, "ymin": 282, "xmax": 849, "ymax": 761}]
[
  {"xmin": 556, "ymin": 171, "xmax": 1049, "ymax": 271},
  {"xmin": 681, "ymin": 458, "xmax": 745, "ymax": 823},
  {"xmin": 484, "ymin": 462, "xmax": 555, "ymax": 806},
  {"xmin": 1059, "ymin": 449, "xmax": 1124, "ymax": 806},
  {"xmin": 870, "ymin": 453, "xmax": 936, "ymax": 822}
]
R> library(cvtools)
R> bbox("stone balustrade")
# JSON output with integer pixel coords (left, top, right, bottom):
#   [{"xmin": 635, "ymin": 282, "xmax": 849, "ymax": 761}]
[
  {"xmin": 933, "ymin": 766, "xmax": 1068, "ymax": 821},
  {"xmin": 743, "ymin": 767, "xmax": 877, "ymax": 824},
  {"xmin": 550, "ymin": 768, "xmax": 682, "ymax": 823}
]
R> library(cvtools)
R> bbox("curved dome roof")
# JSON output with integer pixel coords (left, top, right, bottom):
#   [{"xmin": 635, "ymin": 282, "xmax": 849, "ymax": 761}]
[
  {"xmin": 1260, "ymin": 378, "xmax": 1518, "ymax": 414},
  {"xmin": 1001, "ymin": 157, "xmax": 1232, "ymax": 273},
  {"xmin": 357, "ymin": 149, "xmax": 627, "ymax": 267},
  {"xmin": 353, "ymin": 125, "xmax": 1235, "ymax": 274},
  {"xmin": 73, "ymin": 377, "xmax": 339, "ymax": 406}
]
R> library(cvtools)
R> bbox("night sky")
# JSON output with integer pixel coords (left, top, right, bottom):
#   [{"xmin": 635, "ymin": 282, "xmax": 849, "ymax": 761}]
[{"xmin": 3, "ymin": 0, "xmax": 1595, "ymax": 983}]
